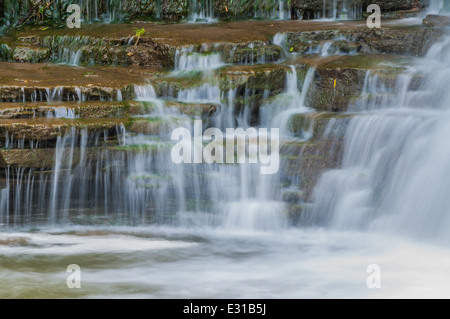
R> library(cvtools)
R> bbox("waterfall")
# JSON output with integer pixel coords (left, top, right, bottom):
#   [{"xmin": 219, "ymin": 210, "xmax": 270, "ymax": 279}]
[
  {"xmin": 277, "ymin": 0, "xmax": 291, "ymax": 20},
  {"xmin": 177, "ymin": 84, "xmax": 221, "ymax": 103},
  {"xmin": 0, "ymin": 47, "xmax": 312, "ymax": 233},
  {"xmin": 189, "ymin": 0, "xmax": 216, "ymax": 22},
  {"xmin": 427, "ymin": 0, "xmax": 448, "ymax": 14},
  {"xmin": 134, "ymin": 84, "xmax": 167, "ymax": 114},
  {"xmin": 306, "ymin": 34, "xmax": 450, "ymax": 244},
  {"xmin": 174, "ymin": 48, "xmax": 224, "ymax": 72},
  {"xmin": 320, "ymin": 0, "xmax": 361, "ymax": 20},
  {"xmin": 261, "ymin": 66, "xmax": 313, "ymax": 135}
]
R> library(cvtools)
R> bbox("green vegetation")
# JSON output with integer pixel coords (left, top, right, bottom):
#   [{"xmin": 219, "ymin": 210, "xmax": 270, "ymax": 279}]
[{"xmin": 134, "ymin": 27, "xmax": 145, "ymax": 47}]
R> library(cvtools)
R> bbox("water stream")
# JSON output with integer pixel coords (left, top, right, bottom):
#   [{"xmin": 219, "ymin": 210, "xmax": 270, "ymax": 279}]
[{"xmin": 2, "ymin": 2, "xmax": 450, "ymax": 299}]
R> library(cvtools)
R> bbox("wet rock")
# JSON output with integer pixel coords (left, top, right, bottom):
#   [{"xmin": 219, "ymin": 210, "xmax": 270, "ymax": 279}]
[
  {"xmin": 12, "ymin": 45, "xmax": 50, "ymax": 63},
  {"xmin": 152, "ymin": 71, "xmax": 205, "ymax": 98},
  {"xmin": 0, "ymin": 62, "xmax": 155, "ymax": 102},
  {"xmin": 331, "ymin": 40, "xmax": 361, "ymax": 54},
  {"xmin": 165, "ymin": 100, "xmax": 218, "ymax": 117},
  {"xmin": 280, "ymin": 140, "xmax": 342, "ymax": 200},
  {"xmin": 214, "ymin": 0, "xmax": 257, "ymax": 20},
  {"xmin": 362, "ymin": 0, "xmax": 426, "ymax": 12},
  {"xmin": 288, "ymin": 112, "xmax": 354, "ymax": 140},
  {"xmin": 122, "ymin": 0, "xmax": 158, "ymax": 20},
  {"xmin": 281, "ymin": 115, "xmax": 348, "ymax": 200},
  {"xmin": 285, "ymin": 27, "xmax": 443, "ymax": 57},
  {"xmin": 0, "ymin": 145, "xmax": 159, "ymax": 169},
  {"xmin": 219, "ymin": 63, "xmax": 289, "ymax": 122},
  {"xmin": 219, "ymin": 64, "xmax": 288, "ymax": 94},
  {"xmin": 0, "ymin": 100, "xmax": 217, "ymax": 119},
  {"xmin": 0, "ymin": 118, "xmax": 124, "ymax": 142},
  {"xmin": 356, "ymin": 28, "xmax": 443, "ymax": 56},
  {"xmin": 127, "ymin": 118, "xmax": 164, "ymax": 135},
  {"xmin": 291, "ymin": 0, "xmax": 330, "ymax": 19},
  {"xmin": 229, "ymin": 45, "xmax": 282, "ymax": 64},
  {"xmin": 296, "ymin": 54, "xmax": 412, "ymax": 112},
  {"xmin": 0, "ymin": 101, "xmax": 143, "ymax": 119},
  {"xmin": 282, "ymin": 190, "xmax": 305, "ymax": 203},
  {"xmin": 15, "ymin": 35, "xmax": 173, "ymax": 68},
  {"xmin": 0, "ymin": 148, "xmax": 56, "ymax": 168},
  {"xmin": 0, "ymin": 85, "xmax": 134, "ymax": 103},
  {"xmin": 127, "ymin": 39, "xmax": 173, "ymax": 68},
  {"xmin": 423, "ymin": 15, "xmax": 450, "ymax": 27},
  {"xmin": 282, "ymin": 112, "xmax": 363, "ymax": 200},
  {"xmin": 161, "ymin": 0, "xmax": 189, "ymax": 21}
]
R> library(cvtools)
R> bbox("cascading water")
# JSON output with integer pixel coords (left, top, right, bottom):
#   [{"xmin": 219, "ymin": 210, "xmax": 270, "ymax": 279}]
[
  {"xmin": 320, "ymin": 0, "xmax": 361, "ymax": 20},
  {"xmin": 5, "ymin": 4, "xmax": 450, "ymax": 298},
  {"xmin": 189, "ymin": 0, "xmax": 216, "ymax": 22},
  {"xmin": 260, "ymin": 66, "xmax": 313, "ymax": 136},
  {"xmin": 306, "ymin": 33, "xmax": 450, "ymax": 244},
  {"xmin": 428, "ymin": 0, "xmax": 450, "ymax": 14},
  {"xmin": 174, "ymin": 47, "xmax": 224, "ymax": 72}
]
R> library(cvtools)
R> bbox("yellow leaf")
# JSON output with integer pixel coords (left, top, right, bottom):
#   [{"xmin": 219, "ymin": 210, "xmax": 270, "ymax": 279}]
[
  {"xmin": 225, "ymin": 6, "xmax": 228, "ymax": 12},
  {"xmin": 289, "ymin": 47, "xmax": 294, "ymax": 52},
  {"xmin": 127, "ymin": 52, "xmax": 134, "ymax": 56},
  {"xmin": 334, "ymin": 79, "xmax": 337, "ymax": 88}
]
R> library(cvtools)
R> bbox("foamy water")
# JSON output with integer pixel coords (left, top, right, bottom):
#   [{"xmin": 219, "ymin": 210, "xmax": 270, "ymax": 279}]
[{"xmin": 1, "ymin": 226, "xmax": 450, "ymax": 298}]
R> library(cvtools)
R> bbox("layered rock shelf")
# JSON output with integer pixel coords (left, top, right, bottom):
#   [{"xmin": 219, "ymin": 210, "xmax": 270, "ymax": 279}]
[{"xmin": 0, "ymin": 14, "xmax": 448, "ymax": 225}]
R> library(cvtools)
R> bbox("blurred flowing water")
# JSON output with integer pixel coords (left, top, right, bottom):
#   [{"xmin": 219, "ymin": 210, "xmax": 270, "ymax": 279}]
[{"xmin": 2, "ymin": 6, "xmax": 450, "ymax": 298}]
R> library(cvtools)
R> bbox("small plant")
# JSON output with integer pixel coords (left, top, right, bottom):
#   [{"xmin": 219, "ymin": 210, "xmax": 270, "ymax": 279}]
[{"xmin": 134, "ymin": 28, "xmax": 145, "ymax": 47}]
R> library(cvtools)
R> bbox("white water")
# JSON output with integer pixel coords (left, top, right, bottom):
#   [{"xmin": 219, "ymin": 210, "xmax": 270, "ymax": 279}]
[
  {"xmin": 189, "ymin": 0, "xmax": 217, "ymax": 23},
  {"xmin": 2, "ymin": 226, "xmax": 450, "ymax": 298},
  {"xmin": 3, "ymin": 45, "xmax": 450, "ymax": 297},
  {"xmin": 428, "ymin": 0, "xmax": 449, "ymax": 14},
  {"xmin": 307, "ymin": 35, "xmax": 450, "ymax": 246},
  {"xmin": 134, "ymin": 84, "xmax": 166, "ymax": 114}
]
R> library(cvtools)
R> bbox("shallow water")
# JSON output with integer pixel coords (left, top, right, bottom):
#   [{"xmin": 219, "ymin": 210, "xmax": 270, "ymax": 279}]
[{"xmin": 1, "ymin": 225, "xmax": 450, "ymax": 298}]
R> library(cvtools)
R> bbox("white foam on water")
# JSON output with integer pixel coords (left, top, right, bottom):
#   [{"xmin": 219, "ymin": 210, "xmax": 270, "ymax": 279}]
[{"xmin": 0, "ymin": 232, "xmax": 195, "ymax": 255}]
